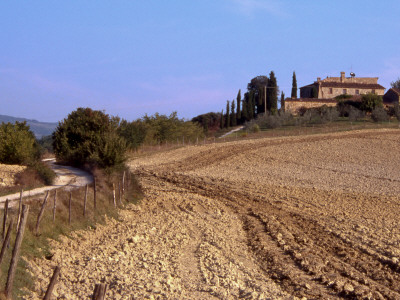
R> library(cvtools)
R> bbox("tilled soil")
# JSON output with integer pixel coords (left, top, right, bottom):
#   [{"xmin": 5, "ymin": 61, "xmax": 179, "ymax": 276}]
[{"xmin": 28, "ymin": 129, "xmax": 400, "ymax": 299}]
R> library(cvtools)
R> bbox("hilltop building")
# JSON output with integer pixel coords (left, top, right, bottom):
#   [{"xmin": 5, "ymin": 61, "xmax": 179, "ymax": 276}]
[
  {"xmin": 383, "ymin": 88, "xmax": 400, "ymax": 106},
  {"xmin": 285, "ymin": 72, "xmax": 386, "ymax": 114}
]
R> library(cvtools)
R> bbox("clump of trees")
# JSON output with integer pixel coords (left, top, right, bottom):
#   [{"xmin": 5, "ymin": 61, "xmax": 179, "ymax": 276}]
[
  {"xmin": 53, "ymin": 108, "xmax": 127, "ymax": 169},
  {"xmin": 0, "ymin": 121, "xmax": 40, "ymax": 164},
  {"xmin": 0, "ymin": 121, "xmax": 55, "ymax": 185}
]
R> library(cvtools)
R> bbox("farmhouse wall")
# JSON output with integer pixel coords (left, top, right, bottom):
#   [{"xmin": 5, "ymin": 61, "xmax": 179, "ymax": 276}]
[{"xmin": 284, "ymin": 99, "xmax": 337, "ymax": 114}]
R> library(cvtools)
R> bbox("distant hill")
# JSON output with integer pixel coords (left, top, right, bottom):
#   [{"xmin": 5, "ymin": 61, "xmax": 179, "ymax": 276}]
[{"xmin": 0, "ymin": 115, "xmax": 58, "ymax": 139}]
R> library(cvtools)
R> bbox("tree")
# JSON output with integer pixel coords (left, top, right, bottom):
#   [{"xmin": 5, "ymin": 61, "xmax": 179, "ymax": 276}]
[
  {"xmin": 241, "ymin": 100, "xmax": 248, "ymax": 122},
  {"xmin": 53, "ymin": 107, "xmax": 127, "ymax": 168},
  {"xmin": 225, "ymin": 101, "xmax": 230, "ymax": 128},
  {"xmin": 0, "ymin": 121, "xmax": 40, "ymax": 165},
  {"xmin": 247, "ymin": 76, "xmax": 268, "ymax": 115},
  {"xmin": 118, "ymin": 119, "xmax": 147, "ymax": 150},
  {"xmin": 391, "ymin": 78, "xmax": 400, "ymax": 90},
  {"xmin": 220, "ymin": 110, "xmax": 224, "ymax": 129},
  {"xmin": 280, "ymin": 91, "xmax": 285, "ymax": 111},
  {"xmin": 267, "ymin": 71, "xmax": 278, "ymax": 114},
  {"xmin": 291, "ymin": 71, "xmax": 297, "ymax": 98},
  {"xmin": 236, "ymin": 89, "xmax": 241, "ymax": 124},
  {"xmin": 230, "ymin": 100, "xmax": 236, "ymax": 126},
  {"xmin": 360, "ymin": 93, "xmax": 383, "ymax": 112}
]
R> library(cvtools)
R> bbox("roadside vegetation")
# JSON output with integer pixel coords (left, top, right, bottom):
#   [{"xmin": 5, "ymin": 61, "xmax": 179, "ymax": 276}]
[{"xmin": 0, "ymin": 121, "xmax": 55, "ymax": 195}]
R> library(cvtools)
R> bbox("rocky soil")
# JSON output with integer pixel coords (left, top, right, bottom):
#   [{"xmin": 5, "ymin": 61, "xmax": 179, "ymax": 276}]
[
  {"xmin": 0, "ymin": 163, "xmax": 25, "ymax": 187},
  {"xmin": 28, "ymin": 129, "xmax": 400, "ymax": 299}
]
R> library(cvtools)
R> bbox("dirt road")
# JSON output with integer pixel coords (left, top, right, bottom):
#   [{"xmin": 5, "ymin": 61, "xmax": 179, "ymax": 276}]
[
  {"xmin": 0, "ymin": 159, "xmax": 93, "ymax": 205},
  {"xmin": 29, "ymin": 129, "xmax": 400, "ymax": 299}
]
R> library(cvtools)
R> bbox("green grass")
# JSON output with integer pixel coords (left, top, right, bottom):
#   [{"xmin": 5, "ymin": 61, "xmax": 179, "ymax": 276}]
[{"xmin": 0, "ymin": 169, "xmax": 142, "ymax": 299}]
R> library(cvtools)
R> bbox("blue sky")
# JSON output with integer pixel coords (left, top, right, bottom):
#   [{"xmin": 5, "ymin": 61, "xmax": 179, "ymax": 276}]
[{"xmin": 1, "ymin": 1, "xmax": 399, "ymax": 122}]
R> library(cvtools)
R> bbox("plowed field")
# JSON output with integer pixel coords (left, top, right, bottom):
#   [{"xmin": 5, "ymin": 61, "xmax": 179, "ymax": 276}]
[{"xmin": 29, "ymin": 129, "xmax": 400, "ymax": 299}]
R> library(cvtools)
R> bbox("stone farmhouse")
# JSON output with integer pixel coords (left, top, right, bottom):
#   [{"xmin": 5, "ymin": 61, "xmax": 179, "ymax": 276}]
[
  {"xmin": 285, "ymin": 72, "xmax": 386, "ymax": 114},
  {"xmin": 383, "ymin": 88, "xmax": 400, "ymax": 106}
]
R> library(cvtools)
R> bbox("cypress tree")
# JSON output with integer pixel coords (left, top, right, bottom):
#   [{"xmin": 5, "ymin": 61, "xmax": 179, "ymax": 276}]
[
  {"xmin": 236, "ymin": 89, "xmax": 241, "ymax": 124},
  {"xmin": 226, "ymin": 100, "xmax": 230, "ymax": 128},
  {"xmin": 267, "ymin": 71, "xmax": 278, "ymax": 114},
  {"xmin": 241, "ymin": 99, "xmax": 248, "ymax": 122},
  {"xmin": 220, "ymin": 110, "xmax": 224, "ymax": 129},
  {"xmin": 280, "ymin": 91, "xmax": 285, "ymax": 111},
  {"xmin": 231, "ymin": 100, "xmax": 236, "ymax": 126},
  {"xmin": 291, "ymin": 71, "xmax": 297, "ymax": 98},
  {"xmin": 248, "ymin": 91, "xmax": 255, "ymax": 120}
]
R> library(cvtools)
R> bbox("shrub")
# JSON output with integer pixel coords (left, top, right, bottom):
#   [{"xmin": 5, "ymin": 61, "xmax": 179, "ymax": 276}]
[
  {"xmin": 53, "ymin": 108, "xmax": 127, "ymax": 169},
  {"xmin": 371, "ymin": 107, "xmax": 389, "ymax": 122},
  {"xmin": 30, "ymin": 162, "xmax": 56, "ymax": 185},
  {"xmin": 250, "ymin": 124, "xmax": 260, "ymax": 133},
  {"xmin": 319, "ymin": 105, "xmax": 339, "ymax": 123},
  {"xmin": 0, "ymin": 121, "xmax": 40, "ymax": 165},
  {"xmin": 360, "ymin": 93, "xmax": 383, "ymax": 112},
  {"xmin": 393, "ymin": 103, "xmax": 400, "ymax": 121},
  {"xmin": 348, "ymin": 106, "xmax": 365, "ymax": 122}
]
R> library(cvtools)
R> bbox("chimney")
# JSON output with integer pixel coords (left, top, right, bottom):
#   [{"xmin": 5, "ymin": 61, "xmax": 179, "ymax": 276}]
[
  {"xmin": 317, "ymin": 77, "xmax": 321, "ymax": 82},
  {"xmin": 340, "ymin": 72, "xmax": 345, "ymax": 82}
]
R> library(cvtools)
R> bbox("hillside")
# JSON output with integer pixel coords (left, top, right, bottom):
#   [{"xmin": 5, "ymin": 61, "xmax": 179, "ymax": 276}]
[
  {"xmin": 0, "ymin": 114, "xmax": 58, "ymax": 138},
  {"xmin": 28, "ymin": 129, "xmax": 400, "ymax": 299}
]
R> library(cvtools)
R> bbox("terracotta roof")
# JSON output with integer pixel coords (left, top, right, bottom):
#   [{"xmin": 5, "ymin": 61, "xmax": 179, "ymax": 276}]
[
  {"xmin": 390, "ymin": 88, "xmax": 400, "ymax": 95},
  {"xmin": 300, "ymin": 82, "xmax": 385, "ymax": 90},
  {"xmin": 319, "ymin": 82, "xmax": 385, "ymax": 89}
]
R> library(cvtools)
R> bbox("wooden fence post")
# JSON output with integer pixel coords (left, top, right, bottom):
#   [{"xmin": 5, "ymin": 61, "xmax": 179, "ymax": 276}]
[
  {"xmin": 0, "ymin": 219, "xmax": 14, "ymax": 265},
  {"xmin": 112, "ymin": 183, "xmax": 116, "ymax": 208},
  {"xmin": 2, "ymin": 199, "xmax": 9, "ymax": 241},
  {"xmin": 92, "ymin": 283, "xmax": 107, "ymax": 300},
  {"xmin": 122, "ymin": 171, "xmax": 125, "ymax": 195},
  {"xmin": 84, "ymin": 184, "xmax": 88, "ymax": 217},
  {"xmin": 93, "ymin": 178, "xmax": 97, "ymax": 211},
  {"xmin": 43, "ymin": 266, "xmax": 61, "ymax": 300},
  {"xmin": 35, "ymin": 191, "xmax": 49, "ymax": 235},
  {"xmin": 53, "ymin": 190, "xmax": 57, "ymax": 222},
  {"xmin": 16, "ymin": 189, "xmax": 23, "ymax": 230},
  {"xmin": 5, "ymin": 205, "xmax": 29, "ymax": 299},
  {"xmin": 69, "ymin": 192, "xmax": 72, "ymax": 225},
  {"xmin": 118, "ymin": 182, "xmax": 122, "ymax": 205}
]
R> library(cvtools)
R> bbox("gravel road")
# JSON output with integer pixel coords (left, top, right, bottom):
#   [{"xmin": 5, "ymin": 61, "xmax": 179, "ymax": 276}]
[
  {"xmin": 28, "ymin": 129, "xmax": 400, "ymax": 299},
  {"xmin": 0, "ymin": 159, "xmax": 93, "ymax": 205}
]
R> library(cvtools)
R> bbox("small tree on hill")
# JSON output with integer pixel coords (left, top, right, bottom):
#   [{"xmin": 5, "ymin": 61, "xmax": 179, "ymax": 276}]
[
  {"xmin": 230, "ymin": 100, "xmax": 236, "ymax": 126},
  {"xmin": 267, "ymin": 71, "xmax": 278, "ymax": 114},
  {"xmin": 0, "ymin": 121, "xmax": 40, "ymax": 165},
  {"xmin": 236, "ymin": 89, "xmax": 241, "ymax": 124},
  {"xmin": 225, "ymin": 101, "xmax": 230, "ymax": 128},
  {"xmin": 280, "ymin": 91, "xmax": 285, "ymax": 111},
  {"xmin": 220, "ymin": 110, "xmax": 224, "ymax": 128},
  {"xmin": 360, "ymin": 93, "xmax": 383, "ymax": 112},
  {"xmin": 391, "ymin": 78, "xmax": 400, "ymax": 90},
  {"xmin": 53, "ymin": 107, "xmax": 127, "ymax": 168},
  {"xmin": 291, "ymin": 71, "xmax": 297, "ymax": 98}
]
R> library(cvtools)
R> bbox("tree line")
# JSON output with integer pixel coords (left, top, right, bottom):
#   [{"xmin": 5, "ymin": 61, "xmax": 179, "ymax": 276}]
[{"xmin": 193, "ymin": 71, "xmax": 298, "ymax": 131}]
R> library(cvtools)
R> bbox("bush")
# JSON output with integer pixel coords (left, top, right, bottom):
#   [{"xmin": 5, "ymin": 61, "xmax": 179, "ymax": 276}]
[
  {"xmin": 348, "ymin": 106, "xmax": 365, "ymax": 122},
  {"xmin": 371, "ymin": 107, "xmax": 389, "ymax": 122},
  {"xmin": 0, "ymin": 121, "xmax": 40, "ymax": 165},
  {"xmin": 30, "ymin": 162, "xmax": 56, "ymax": 185},
  {"xmin": 319, "ymin": 105, "xmax": 339, "ymax": 123},
  {"xmin": 53, "ymin": 108, "xmax": 127, "ymax": 169},
  {"xmin": 393, "ymin": 103, "xmax": 400, "ymax": 121},
  {"xmin": 360, "ymin": 93, "xmax": 383, "ymax": 112},
  {"xmin": 250, "ymin": 124, "xmax": 260, "ymax": 133}
]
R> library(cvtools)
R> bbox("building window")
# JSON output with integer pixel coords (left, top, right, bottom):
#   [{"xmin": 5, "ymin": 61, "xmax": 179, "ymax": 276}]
[
  {"xmin": 329, "ymin": 88, "xmax": 333, "ymax": 94},
  {"xmin": 355, "ymin": 89, "xmax": 359, "ymax": 95},
  {"xmin": 372, "ymin": 89, "xmax": 375, "ymax": 94},
  {"xmin": 343, "ymin": 89, "xmax": 347, "ymax": 94}
]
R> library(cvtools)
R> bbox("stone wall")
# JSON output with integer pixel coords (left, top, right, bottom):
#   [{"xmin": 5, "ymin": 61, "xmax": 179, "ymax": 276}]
[{"xmin": 284, "ymin": 99, "xmax": 337, "ymax": 115}]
